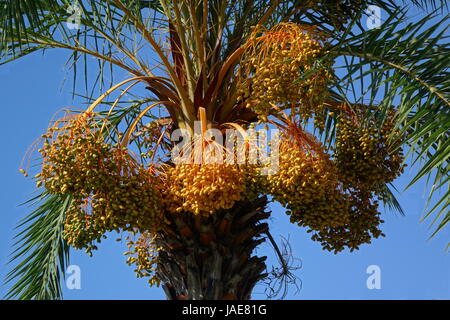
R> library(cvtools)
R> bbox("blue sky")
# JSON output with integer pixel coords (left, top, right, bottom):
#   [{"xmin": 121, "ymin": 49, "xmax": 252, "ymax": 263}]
[{"xmin": 0, "ymin": 5, "xmax": 449, "ymax": 300}]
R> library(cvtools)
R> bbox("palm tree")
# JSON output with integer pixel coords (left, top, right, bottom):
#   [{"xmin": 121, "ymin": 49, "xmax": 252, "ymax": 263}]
[{"xmin": 2, "ymin": 0, "xmax": 449, "ymax": 300}]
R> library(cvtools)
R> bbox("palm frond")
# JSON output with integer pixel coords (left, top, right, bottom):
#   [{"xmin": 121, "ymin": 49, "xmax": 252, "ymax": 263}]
[
  {"xmin": 408, "ymin": 0, "xmax": 449, "ymax": 10},
  {"xmin": 381, "ymin": 183, "xmax": 405, "ymax": 216},
  {"xmin": 0, "ymin": 0, "xmax": 163, "ymax": 96},
  {"xmin": 4, "ymin": 192, "xmax": 72, "ymax": 300}
]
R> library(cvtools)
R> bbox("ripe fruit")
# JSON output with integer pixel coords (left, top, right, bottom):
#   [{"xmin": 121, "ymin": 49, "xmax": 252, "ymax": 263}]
[
  {"xmin": 36, "ymin": 112, "xmax": 164, "ymax": 251},
  {"xmin": 162, "ymin": 163, "xmax": 246, "ymax": 216},
  {"xmin": 125, "ymin": 232, "xmax": 160, "ymax": 285},
  {"xmin": 239, "ymin": 23, "xmax": 333, "ymax": 120},
  {"xmin": 334, "ymin": 106, "xmax": 405, "ymax": 194},
  {"xmin": 266, "ymin": 130, "xmax": 347, "ymax": 228},
  {"xmin": 309, "ymin": 190, "xmax": 384, "ymax": 253},
  {"xmin": 265, "ymin": 125, "xmax": 386, "ymax": 252}
]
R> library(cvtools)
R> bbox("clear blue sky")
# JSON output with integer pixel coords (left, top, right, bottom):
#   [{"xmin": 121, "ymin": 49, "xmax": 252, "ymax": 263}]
[{"xmin": 0, "ymin": 5, "xmax": 449, "ymax": 300}]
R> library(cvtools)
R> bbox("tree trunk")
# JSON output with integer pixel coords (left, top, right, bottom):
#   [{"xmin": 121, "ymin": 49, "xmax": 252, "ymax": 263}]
[{"xmin": 156, "ymin": 196, "xmax": 270, "ymax": 300}]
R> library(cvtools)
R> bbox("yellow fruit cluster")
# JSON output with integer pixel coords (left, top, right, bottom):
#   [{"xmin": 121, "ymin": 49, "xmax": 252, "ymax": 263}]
[
  {"xmin": 335, "ymin": 107, "xmax": 405, "ymax": 194},
  {"xmin": 162, "ymin": 163, "xmax": 247, "ymax": 216},
  {"xmin": 266, "ymin": 133, "xmax": 348, "ymax": 229},
  {"xmin": 242, "ymin": 164, "xmax": 266, "ymax": 201},
  {"xmin": 239, "ymin": 23, "xmax": 332, "ymax": 119},
  {"xmin": 36, "ymin": 112, "xmax": 164, "ymax": 252},
  {"xmin": 265, "ymin": 128, "xmax": 385, "ymax": 252},
  {"xmin": 125, "ymin": 232, "xmax": 160, "ymax": 286},
  {"xmin": 309, "ymin": 190, "xmax": 384, "ymax": 253},
  {"xmin": 38, "ymin": 127, "xmax": 111, "ymax": 196}
]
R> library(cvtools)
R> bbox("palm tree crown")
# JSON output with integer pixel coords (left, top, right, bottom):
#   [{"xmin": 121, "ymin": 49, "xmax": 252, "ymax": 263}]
[{"xmin": 1, "ymin": 0, "xmax": 449, "ymax": 299}]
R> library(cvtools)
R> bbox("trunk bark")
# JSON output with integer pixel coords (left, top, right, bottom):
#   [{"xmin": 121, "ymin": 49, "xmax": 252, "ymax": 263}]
[{"xmin": 156, "ymin": 196, "xmax": 270, "ymax": 300}]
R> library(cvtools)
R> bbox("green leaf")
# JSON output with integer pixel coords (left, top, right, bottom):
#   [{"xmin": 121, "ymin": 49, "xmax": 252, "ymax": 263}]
[{"xmin": 4, "ymin": 192, "xmax": 72, "ymax": 300}]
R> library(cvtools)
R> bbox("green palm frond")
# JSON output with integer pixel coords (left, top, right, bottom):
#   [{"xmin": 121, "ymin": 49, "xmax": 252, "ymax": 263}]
[
  {"xmin": 409, "ymin": 0, "xmax": 448, "ymax": 10},
  {"xmin": 1, "ymin": 0, "xmax": 163, "ymax": 95},
  {"xmin": 381, "ymin": 184, "xmax": 405, "ymax": 216},
  {"xmin": 3, "ymin": 192, "xmax": 72, "ymax": 300}
]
